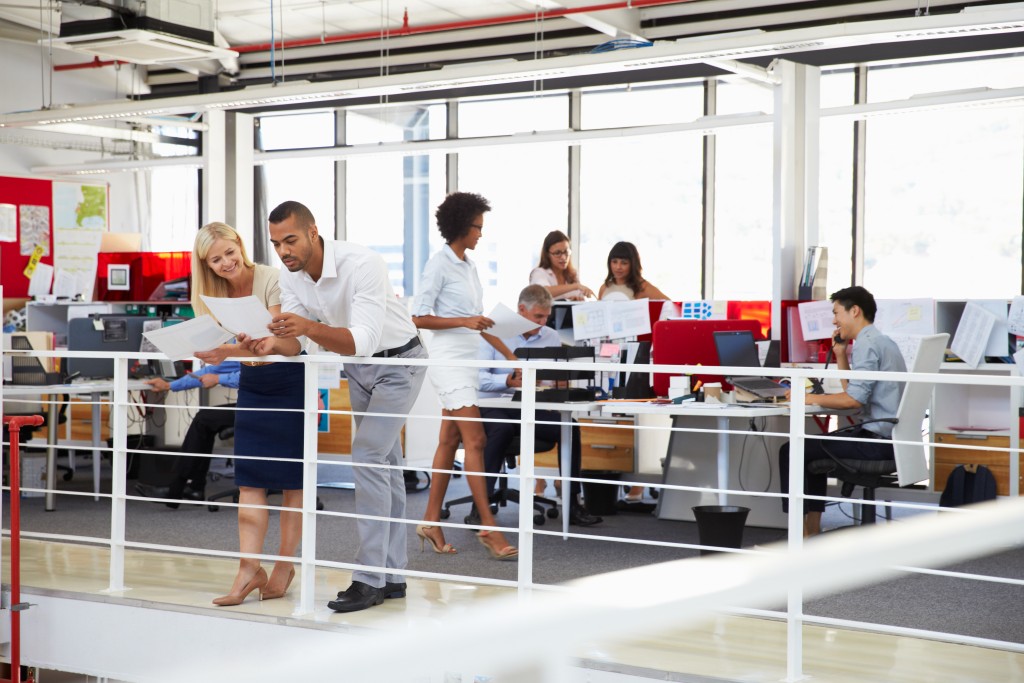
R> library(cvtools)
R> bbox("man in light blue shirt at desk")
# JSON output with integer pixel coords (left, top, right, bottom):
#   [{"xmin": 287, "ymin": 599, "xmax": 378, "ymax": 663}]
[
  {"xmin": 779, "ymin": 285, "xmax": 906, "ymax": 537},
  {"xmin": 478, "ymin": 285, "xmax": 601, "ymax": 527}
]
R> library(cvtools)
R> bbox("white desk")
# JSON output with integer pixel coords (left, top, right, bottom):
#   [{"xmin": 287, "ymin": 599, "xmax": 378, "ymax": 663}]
[
  {"xmin": 3, "ymin": 380, "xmax": 150, "ymax": 511},
  {"xmin": 478, "ymin": 397, "xmax": 597, "ymax": 538},
  {"xmin": 599, "ymin": 402, "xmax": 842, "ymax": 529}
]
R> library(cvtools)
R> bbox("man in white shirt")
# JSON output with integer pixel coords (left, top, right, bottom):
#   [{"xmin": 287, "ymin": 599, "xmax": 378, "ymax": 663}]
[
  {"xmin": 478, "ymin": 285, "xmax": 601, "ymax": 527},
  {"xmin": 246, "ymin": 200, "xmax": 427, "ymax": 613}
]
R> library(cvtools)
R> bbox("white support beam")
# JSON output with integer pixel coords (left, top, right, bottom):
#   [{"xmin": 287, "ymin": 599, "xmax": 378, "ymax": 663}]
[
  {"xmin": 772, "ymin": 61, "xmax": 820, "ymax": 341},
  {"xmin": 226, "ymin": 112, "xmax": 255, "ymax": 258},
  {"xmin": 202, "ymin": 109, "xmax": 227, "ymax": 225}
]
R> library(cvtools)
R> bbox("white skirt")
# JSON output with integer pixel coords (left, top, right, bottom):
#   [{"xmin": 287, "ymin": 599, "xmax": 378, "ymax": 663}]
[{"xmin": 426, "ymin": 330, "xmax": 480, "ymax": 410}]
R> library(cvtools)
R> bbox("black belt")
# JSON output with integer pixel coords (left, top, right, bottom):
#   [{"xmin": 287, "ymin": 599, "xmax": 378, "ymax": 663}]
[{"xmin": 373, "ymin": 336, "xmax": 421, "ymax": 358}]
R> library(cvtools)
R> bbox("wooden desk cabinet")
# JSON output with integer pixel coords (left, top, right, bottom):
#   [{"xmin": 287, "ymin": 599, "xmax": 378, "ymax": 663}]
[
  {"xmin": 533, "ymin": 417, "xmax": 635, "ymax": 472},
  {"xmin": 317, "ymin": 380, "xmax": 354, "ymax": 455},
  {"xmin": 933, "ymin": 433, "xmax": 1021, "ymax": 496}
]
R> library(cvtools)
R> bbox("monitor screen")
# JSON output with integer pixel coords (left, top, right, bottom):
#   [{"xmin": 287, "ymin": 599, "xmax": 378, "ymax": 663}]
[{"xmin": 713, "ymin": 330, "xmax": 760, "ymax": 369}]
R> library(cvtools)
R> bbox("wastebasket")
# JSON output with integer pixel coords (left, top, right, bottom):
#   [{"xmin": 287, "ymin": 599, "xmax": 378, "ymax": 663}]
[
  {"xmin": 692, "ymin": 505, "xmax": 750, "ymax": 555},
  {"xmin": 581, "ymin": 471, "xmax": 621, "ymax": 516}
]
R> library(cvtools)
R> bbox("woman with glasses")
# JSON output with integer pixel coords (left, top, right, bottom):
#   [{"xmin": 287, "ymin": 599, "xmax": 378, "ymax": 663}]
[
  {"xmin": 412, "ymin": 192, "xmax": 519, "ymax": 560},
  {"xmin": 529, "ymin": 230, "xmax": 595, "ymax": 301}
]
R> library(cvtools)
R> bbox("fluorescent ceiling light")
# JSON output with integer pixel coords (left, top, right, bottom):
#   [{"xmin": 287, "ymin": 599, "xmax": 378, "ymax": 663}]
[
  {"xmin": 32, "ymin": 155, "xmax": 202, "ymax": 176},
  {"xmin": 822, "ymin": 85, "xmax": 1024, "ymax": 120},
  {"xmin": 47, "ymin": 29, "xmax": 237, "ymax": 65}
]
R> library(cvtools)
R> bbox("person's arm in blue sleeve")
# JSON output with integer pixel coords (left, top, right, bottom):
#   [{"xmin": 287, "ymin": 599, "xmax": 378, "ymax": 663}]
[
  {"xmin": 167, "ymin": 361, "xmax": 241, "ymax": 392},
  {"xmin": 479, "ymin": 339, "xmax": 513, "ymax": 394}
]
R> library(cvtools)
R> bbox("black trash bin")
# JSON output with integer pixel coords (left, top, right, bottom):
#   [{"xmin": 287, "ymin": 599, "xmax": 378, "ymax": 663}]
[
  {"xmin": 581, "ymin": 471, "xmax": 621, "ymax": 516},
  {"xmin": 692, "ymin": 505, "xmax": 750, "ymax": 555}
]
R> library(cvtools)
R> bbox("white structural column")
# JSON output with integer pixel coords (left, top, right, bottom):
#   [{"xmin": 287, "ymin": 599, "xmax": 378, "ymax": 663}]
[
  {"xmin": 772, "ymin": 61, "xmax": 820, "ymax": 338},
  {"xmin": 568, "ymin": 90, "xmax": 582, "ymax": 258},
  {"xmin": 202, "ymin": 109, "xmax": 227, "ymax": 226},
  {"xmin": 334, "ymin": 110, "xmax": 348, "ymax": 240},
  {"xmin": 226, "ymin": 112, "xmax": 255, "ymax": 257}
]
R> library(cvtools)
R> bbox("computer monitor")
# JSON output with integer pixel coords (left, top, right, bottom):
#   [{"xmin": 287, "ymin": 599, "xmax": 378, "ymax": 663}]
[
  {"xmin": 67, "ymin": 316, "xmax": 151, "ymax": 379},
  {"xmin": 713, "ymin": 330, "xmax": 761, "ymax": 369}
]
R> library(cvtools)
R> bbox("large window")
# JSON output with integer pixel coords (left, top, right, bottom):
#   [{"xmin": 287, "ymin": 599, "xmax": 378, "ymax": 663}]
[
  {"xmin": 456, "ymin": 95, "xmax": 570, "ymax": 308},
  {"xmin": 147, "ymin": 126, "xmax": 199, "ymax": 251},
  {"xmin": 581, "ymin": 81, "xmax": 703, "ymax": 129},
  {"xmin": 260, "ymin": 111, "xmax": 336, "ymax": 243},
  {"xmin": 346, "ymin": 104, "xmax": 447, "ymax": 296},
  {"xmin": 818, "ymin": 69, "xmax": 856, "ymax": 294},
  {"xmin": 863, "ymin": 58, "xmax": 1024, "ymax": 297}
]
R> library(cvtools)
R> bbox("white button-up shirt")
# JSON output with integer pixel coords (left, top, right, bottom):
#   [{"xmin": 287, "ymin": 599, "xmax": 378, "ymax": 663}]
[
  {"xmin": 279, "ymin": 239, "xmax": 417, "ymax": 357},
  {"xmin": 411, "ymin": 245, "xmax": 483, "ymax": 333}
]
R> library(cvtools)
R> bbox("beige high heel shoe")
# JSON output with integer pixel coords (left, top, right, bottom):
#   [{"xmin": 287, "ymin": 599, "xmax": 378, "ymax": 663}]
[
  {"xmin": 477, "ymin": 530, "xmax": 517, "ymax": 561},
  {"xmin": 213, "ymin": 567, "xmax": 268, "ymax": 606},
  {"xmin": 261, "ymin": 564, "xmax": 296, "ymax": 601},
  {"xmin": 416, "ymin": 525, "xmax": 457, "ymax": 554}
]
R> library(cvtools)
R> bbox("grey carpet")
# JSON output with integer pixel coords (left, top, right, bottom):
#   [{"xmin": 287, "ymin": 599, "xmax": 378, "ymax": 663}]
[{"xmin": 10, "ymin": 457, "xmax": 1023, "ymax": 644}]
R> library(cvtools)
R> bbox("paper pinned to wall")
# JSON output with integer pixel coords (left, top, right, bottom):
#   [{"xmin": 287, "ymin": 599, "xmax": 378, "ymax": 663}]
[
  {"xmin": 28, "ymin": 262, "xmax": 54, "ymax": 297},
  {"xmin": 1007, "ymin": 296, "xmax": 1024, "ymax": 336},
  {"xmin": 951, "ymin": 302, "xmax": 998, "ymax": 369},
  {"xmin": 797, "ymin": 300, "xmax": 835, "ymax": 340},
  {"xmin": 52, "ymin": 269, "xmax": 79, "ymax": 299},
  {"xmin": 874, "ymin": 299, "xmax": 936, "ymax": 336},
  {"xmin": 886, "ymin": 333, "xmax": 925, "ymax": 371},
  {"xmin": 19, "ymin": 205, "xmax": 50, "ymax": 255},
  {"xmin": 54, "ymin": 229, "xmax": 102, "ymax": 301},
  {"xmin": 0, "ymin": 203, "xmax": 16, "ymax": 242}
]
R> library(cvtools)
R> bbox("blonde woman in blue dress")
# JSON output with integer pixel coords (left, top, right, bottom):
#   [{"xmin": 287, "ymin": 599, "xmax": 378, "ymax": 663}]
[{"xmin": 412, "ymin": 192, "xmax": 518, "ymax": 560}]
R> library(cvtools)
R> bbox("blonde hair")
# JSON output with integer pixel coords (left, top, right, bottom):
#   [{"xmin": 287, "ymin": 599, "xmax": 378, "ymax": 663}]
[{"xmin": 190, "ymin": 222, "xmax": 255, "ymax": 317}]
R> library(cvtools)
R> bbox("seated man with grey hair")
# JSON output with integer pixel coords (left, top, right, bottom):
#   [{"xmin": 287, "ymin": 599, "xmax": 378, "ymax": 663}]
[{"xmin": 476, "ymin": 284, "xmax": 601, "ymax": 526}]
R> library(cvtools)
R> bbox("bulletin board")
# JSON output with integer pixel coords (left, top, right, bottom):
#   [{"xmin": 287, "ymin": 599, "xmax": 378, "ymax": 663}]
[
  {"xmin": 0, "ymin": 176, "xmax": 54, "ymax": 298},
  {"xmin": 0, "ymin": 175, "xmax": 109, "ymax": 299}
]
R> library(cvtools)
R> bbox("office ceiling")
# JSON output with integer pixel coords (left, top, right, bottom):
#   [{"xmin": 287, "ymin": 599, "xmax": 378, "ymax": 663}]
[{"xmin": 2, "ymin": 0, "xmax": 1022, "ymax": 101}]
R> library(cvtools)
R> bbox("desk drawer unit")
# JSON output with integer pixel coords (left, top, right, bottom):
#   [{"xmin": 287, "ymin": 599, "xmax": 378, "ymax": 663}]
[
  {"xmin": 578, "ymin": 417, "xmax": 634, "ymax": 472},
  {"xmin": 933, "ymin": 433, "xmax": 1020, "ymax": 496}
]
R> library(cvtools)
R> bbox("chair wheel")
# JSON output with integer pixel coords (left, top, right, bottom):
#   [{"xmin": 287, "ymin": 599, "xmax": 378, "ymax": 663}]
[
  {"xmin": 546, "ymin": 508, "xmax": 559, "ymax": 519},
  {"xmin": 440, "ymin": 508, "xmax": 451, "ymax": 519},
  {"xmin": 316, "ymin": 498, "xmax": 325, "ymax": 511},
  {"xmin": 208, "ymin": 505, "xmax": 220, "ymax": 512},
  {"xmin": 62, "ymin": 471, "xmax": 74, "ymax": 481},
  {"xmin": 534, "ymin": 514, "xmax": 545, "ymax": 525}
]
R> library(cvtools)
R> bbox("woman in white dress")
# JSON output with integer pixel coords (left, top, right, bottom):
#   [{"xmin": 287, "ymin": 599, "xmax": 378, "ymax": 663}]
[
  {"xmin": 529, "ymin": 230, "xmax": 595, "ymax": 301},
  {"xmin": 412, "ymin": 192, "xmax": 518, "ymax": 560}
]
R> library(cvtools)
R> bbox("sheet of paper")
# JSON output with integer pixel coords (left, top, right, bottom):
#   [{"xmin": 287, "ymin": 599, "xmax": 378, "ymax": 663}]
[
  {"xmin": 28, "ymin": 263, "xmax": 54, "ymax": 297},
  {"xmin": 572, "ymin": 302, "xmax": 610, "ymax": 341},
  {"xmin": 142, "ymin": 315, "xmax": 234, "ymax": 361},
  {"xmin": 797, "ymin": 300, "xmax": 834, "ymax": 340},
  {"xmin": 875, "ymin": 299, "xmax": 936, "ymax": 336},
  {"xmin": 608, "ymin": 299, "xmax": 652, "ymax": 338},
  {"xmin": 971, "ymin": 299, "xmax": 1011, "ymax": 357},
  {"xmin": 1009, "ymin": 296, "xmax": 1024, "ymax": 337},
  {"xmin": 318, "ymin": 362, "xmax": 343, "ymax": 389},
  {"xmin": 951, "ymin": 302, "xmax": 997, "ymax": 369},
  {"xmin": 200, "ymin": 295, "xmax": 274, "ymax": 339},
  {"xmin": 486, "ymin": 302, "xmax": 540, "ymax": 338},
  {"xmin": 52, "ymin": 269, "xmax": 79, "ymax": 298},
  {"xmin": 0, "ymin": 203, "xmax": 15, "ymax": 242},
  {"xmin": 885, "ymin": 333, "xmax": 923, "ymax": 371}
]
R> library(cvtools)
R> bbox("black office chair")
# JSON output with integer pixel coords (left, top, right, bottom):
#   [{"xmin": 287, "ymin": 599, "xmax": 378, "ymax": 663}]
[
  {"xmin": 805, "ymin": 333, "xmax": 947, "ymax": 526},
  {"xmin": 441, "ymin": 436, "xmax": 560, "ymax": 526}
]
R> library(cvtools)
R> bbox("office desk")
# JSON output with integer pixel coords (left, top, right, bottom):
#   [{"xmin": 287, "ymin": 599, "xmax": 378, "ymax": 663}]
[
  {"xmin": 599, "ymin": 402, "xmax": 842, "ymax": 529},
  {"xmin": 478, "ymin": 397, "xmax": 597, "ymax": 539},
  {"xmin": 4, "ymin": 380, "xmax": 150, "ymax": 511}
]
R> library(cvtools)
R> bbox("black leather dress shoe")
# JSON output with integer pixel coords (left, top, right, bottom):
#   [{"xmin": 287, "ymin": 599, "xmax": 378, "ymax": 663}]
[
  {"xmin": 569, "ymin": 503, "xmax": 602, "ymax": 526},
  {"xmin": 327, "ymin": 581, "xmax": 384, "ymax": 613},
  {"xmin": 382, "ymin": 581, "xmax": 407, "ymax": 599},
  {"xmin": 134, "ymin": 483, "xmax": 171, "ymax": 500}
]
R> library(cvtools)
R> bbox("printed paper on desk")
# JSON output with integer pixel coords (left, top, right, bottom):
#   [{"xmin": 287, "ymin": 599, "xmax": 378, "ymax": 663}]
[
  {"xmin": 797, "ymin": 300, "xmax": 834, "ymax": 340},
  {"xmin": 572, "ymin": 299, "xmax": 650, "ymax": 341},
  {"xmin": 1008, "ymin": 296, "xmax": 1024, "ymax": 337},
  {"xmin": 200, "ymin": 295, "xmax": 274, "ymax": 340},
  {"xmin": 485, "ymin": 302, "xmax": 540, "ymax": 339},
  {"xmin": 142, "ymin": 315, "xmax": 234, "ymax": 361},
  {"xmin": 951, "ymin": 302, "xmax": 998, "ymax": 369}
]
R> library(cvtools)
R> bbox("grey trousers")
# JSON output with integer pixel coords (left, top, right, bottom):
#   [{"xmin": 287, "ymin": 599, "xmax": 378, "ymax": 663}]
[{"xmin": 343, "ymin": 343, "xmax": 427, "ymax": 587}]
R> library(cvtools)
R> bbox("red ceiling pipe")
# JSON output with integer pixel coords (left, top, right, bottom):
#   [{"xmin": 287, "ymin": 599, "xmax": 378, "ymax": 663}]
[
  {"xmin": 233, "ymin": 0, "xmax": 696, "ymax": 54},
  {"xmin": 2, "ymin": 415, "xmax": 45, "ymax": 683},
  {"xmin": 53, "ymin": 56, "xmax": 127, "ymax": 71}
]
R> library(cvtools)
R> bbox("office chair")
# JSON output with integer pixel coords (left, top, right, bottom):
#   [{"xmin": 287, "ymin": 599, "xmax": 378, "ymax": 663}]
[
  {"xmin": 440, "ymin": 436, "xmax": 560, "ymax": 525},
  {"xmin": 806, "ymin": 333, "xmax": 948, "ymax": 525},
  {"xmin": 5, "ymin": 336, "xmax": 71, "ymax": 479}
]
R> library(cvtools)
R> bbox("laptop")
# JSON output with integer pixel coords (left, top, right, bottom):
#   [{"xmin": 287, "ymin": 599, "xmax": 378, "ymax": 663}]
[{"xmin": 712, "ymin": 330, "xmax": 789, "ymax": 400}]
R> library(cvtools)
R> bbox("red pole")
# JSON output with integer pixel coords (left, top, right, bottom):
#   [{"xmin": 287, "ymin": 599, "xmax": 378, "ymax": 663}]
[{"xmin": 4, "ymin": 415, "xmax": 43, "ymax": 683}]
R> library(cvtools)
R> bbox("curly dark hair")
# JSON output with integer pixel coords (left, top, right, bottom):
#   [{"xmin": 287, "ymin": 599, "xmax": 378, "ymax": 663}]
[
  {"xmin": 604, "ymin": 241, "xmax": 645, "ymax": 294},
  {"xmin": 435, "ymin": 192, "xmax": 491, "ymax": 243}
]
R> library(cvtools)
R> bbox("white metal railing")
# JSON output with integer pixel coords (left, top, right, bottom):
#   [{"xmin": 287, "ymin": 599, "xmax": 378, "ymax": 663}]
[{"xmin": 3, "ymin": 347, "xmax": 1024, "ymax": 682}]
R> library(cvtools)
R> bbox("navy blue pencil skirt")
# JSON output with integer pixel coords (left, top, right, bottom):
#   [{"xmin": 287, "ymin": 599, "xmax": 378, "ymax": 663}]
[{"xmin": 233, "ymin": 361, "xmax": 305, "ymax": 490}]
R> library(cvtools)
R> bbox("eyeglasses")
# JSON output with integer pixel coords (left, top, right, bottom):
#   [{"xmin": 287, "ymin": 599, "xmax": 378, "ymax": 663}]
[
  {"xmin": 549, "ymin": 249, "xmax": 571, "ymax": 258},
  {"xmin": 470, "ymin": 223, "xmax": 484, "ymax": 230}
]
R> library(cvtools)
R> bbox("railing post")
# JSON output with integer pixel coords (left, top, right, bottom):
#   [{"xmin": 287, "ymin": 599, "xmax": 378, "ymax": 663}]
[
  {"xmin": 785, "ymin": 370, "xmax": 806, "ymax": 682},
  {"xmin": 298, "ymin": 359, "xmax": 320, "ymax": 615},
  {"xmin": 108, "ymin": 356, "xmax": 129, "ymax": 592},
  {"xmin": 517, "ymin": 364, "xmax": 537, "ymax": 603}
]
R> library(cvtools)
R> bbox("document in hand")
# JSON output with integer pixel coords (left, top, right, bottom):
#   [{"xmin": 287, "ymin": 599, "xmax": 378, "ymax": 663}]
[
  {"xmin": 200, "ymin": 295, "xmax": 275, "ymax": 340},
  {"xmin": 142, "ymin": 316, "xmax": 235, "ymax": 361}
]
